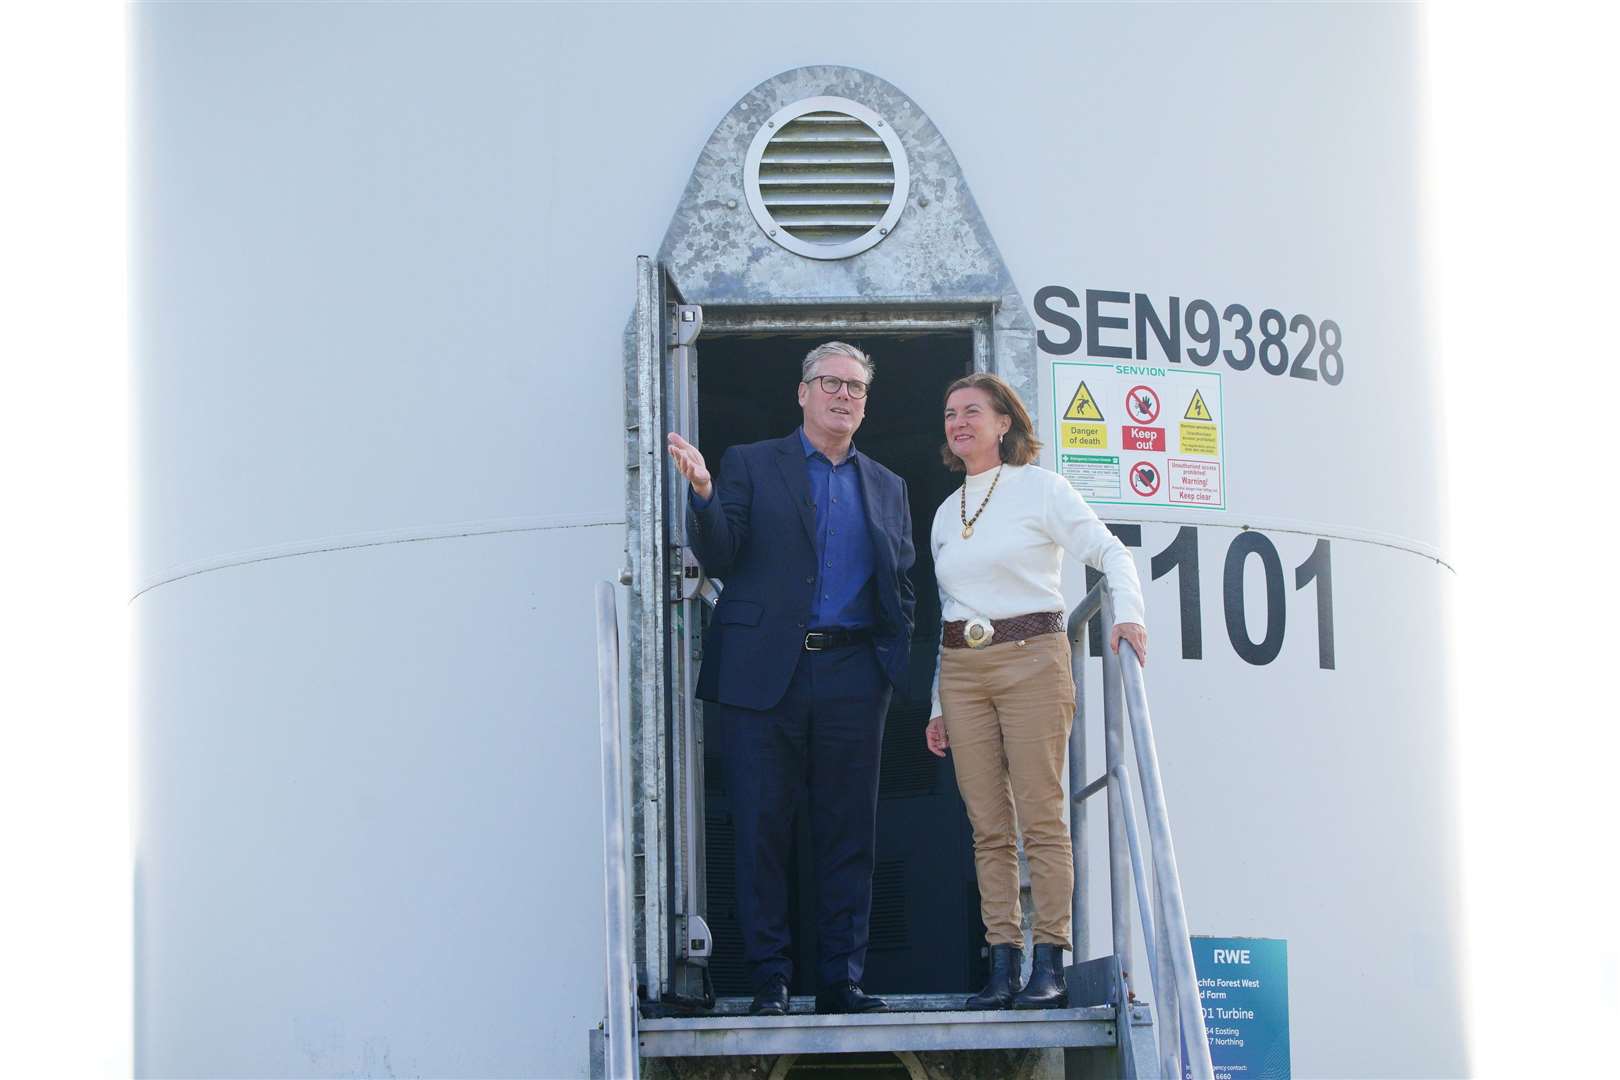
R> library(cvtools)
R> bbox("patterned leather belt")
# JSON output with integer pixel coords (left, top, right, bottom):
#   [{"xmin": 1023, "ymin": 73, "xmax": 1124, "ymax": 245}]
[{"xmin": 942, "ymin": 610, "xmax": 1065, "ymax": 649}]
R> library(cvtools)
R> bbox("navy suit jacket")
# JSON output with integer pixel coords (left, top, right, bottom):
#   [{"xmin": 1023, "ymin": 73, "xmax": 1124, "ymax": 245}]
[{"xmin": 689, "ymin": 432, "xmax": 917, "ymax": 712}]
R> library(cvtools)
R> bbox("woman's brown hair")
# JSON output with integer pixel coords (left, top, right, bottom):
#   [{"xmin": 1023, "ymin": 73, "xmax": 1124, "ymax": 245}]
[{"xmin": 939, "ymin": 372, "xmax": 1043, "ymax": 471}]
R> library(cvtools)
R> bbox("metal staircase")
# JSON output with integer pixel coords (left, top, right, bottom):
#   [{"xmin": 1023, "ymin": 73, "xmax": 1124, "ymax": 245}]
[{"xmin": 592, "ymin": 574, "xmax": 1214, "ymax": 1079}]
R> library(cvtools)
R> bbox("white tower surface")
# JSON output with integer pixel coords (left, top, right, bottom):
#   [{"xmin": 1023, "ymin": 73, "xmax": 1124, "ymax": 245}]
[{"xmin": 133, "ymin": 4, "xmax": 1461, "ymax": 1077}]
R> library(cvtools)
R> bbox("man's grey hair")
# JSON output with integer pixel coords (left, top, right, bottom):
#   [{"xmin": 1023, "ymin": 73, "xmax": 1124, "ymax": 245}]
[{"xmin": 801, "ymin": 341, "xmax": 875, "ymax": 385}]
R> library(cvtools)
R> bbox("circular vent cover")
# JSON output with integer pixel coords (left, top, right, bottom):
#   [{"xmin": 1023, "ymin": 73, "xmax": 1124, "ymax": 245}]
[{"xmin": 744, "ymin": 96, "xmax": 910, "ymax": 261}]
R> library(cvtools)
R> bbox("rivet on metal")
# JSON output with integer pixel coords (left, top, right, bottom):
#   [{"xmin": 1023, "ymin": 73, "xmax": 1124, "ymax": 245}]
[
  {"xmin": 726, "ymin": 199, "xmax": 737, "ymax": 209},
  {"xmin": 767, "ymin": 120, "xmax": 775, "ymax": 128},
  {"xmin": 879, "ymin": 227, "xmax": 888, "ymax": 235},
  {"xmin": 769, "ymin": 229, "xmax": 777, "ymax": 237}
]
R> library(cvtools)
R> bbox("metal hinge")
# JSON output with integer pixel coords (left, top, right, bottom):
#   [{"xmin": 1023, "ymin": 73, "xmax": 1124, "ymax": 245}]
[
  {"xmin": 672, "ymin": 304, "xmax": 702, "ymax": 346},
  {"xmin": 677, "ymin": 914, "xmax": 713, "ymax": 960},
  {"xmin": 671, "ymin": 546, "xmax": 703, "ymax": 601}
]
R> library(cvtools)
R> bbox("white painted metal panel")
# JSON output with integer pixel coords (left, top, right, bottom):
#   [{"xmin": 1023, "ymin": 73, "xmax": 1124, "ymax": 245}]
[{"xmin": 134, "ymin": 530, "xmax": 611, "ymax": 1078}]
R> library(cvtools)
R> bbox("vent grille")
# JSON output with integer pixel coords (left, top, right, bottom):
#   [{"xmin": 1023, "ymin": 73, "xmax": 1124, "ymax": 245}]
[
  {"xmin": 879, "ymin": 702, "xmax": 939, "ymax": 799},
  {"xmin": 745, "ymin": 97, "xmax": 909, "ymax": 260},
  {"xmin": 704, "ymin": 810, "xmax": 751, "ymax": 994},
  {"xmin": 760, "ymin": 112, "xmax": 892, "ymax": 243},
  {"xmin": 868, "ymin": 860, "xmax": 909, "ymax": 951}
]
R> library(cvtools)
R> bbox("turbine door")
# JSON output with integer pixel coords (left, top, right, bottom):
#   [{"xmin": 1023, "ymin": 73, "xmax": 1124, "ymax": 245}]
[{"xmin": 628, "ymin": 256, "xmax": 711, "ymax": 1005}]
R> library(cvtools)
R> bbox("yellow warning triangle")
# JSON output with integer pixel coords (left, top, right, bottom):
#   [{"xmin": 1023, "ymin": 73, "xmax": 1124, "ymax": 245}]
[
  {"xmin": 1184, "ymin": 389, "xmax": 1213, "ymax": 422},
  {"xmin": 1063, "ymin": 381, "xmax": 1104, "ymax": 421}
]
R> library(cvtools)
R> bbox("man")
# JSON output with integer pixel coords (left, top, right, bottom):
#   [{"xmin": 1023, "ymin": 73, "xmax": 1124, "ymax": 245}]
[{"xmin": 666, "ymin": 342, "xmax": 916, "ymax": 1016}]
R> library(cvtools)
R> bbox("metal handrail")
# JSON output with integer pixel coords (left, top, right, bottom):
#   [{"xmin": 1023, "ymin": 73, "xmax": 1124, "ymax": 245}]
[
  {"xmin": 611, "ymin": 566, "xmax": 1209, "ymax": 1075},
  {"xmin": 1066, "ymin": 580, "xmax": 1214, "ymax": 1080},
  {"xmin": 1074, "ymin": 761, "xmax": 1158, "ymax": 987},
  {"xmin": 595, "ymin": 582, "xmax": 640, "ymax": 1080}
]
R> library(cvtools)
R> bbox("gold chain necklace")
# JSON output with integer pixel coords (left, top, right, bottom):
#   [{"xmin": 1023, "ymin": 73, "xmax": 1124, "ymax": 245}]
[{"xmin": 959, "ymin": 464, "xmax": 1004, "ymax": 539}]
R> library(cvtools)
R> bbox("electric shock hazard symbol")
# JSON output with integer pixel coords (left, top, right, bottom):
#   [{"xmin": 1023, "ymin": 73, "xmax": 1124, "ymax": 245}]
[
  {"xmin": 1063, "ymin": 381, "xmax": 1105, "ymax": 421},
  {"xmin": 1051, "ymin": 361, "xmax": 1225, "ymax": 510},
  {"xmin": 1062, "ymin": 380, "xmax": 1108, "ymax": 449}
]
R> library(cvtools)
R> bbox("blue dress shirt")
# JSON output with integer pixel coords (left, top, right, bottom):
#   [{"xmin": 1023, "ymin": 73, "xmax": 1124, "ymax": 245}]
[{"xmin": 797, "ymin": 427, "xmax": 878, "ymax": 630}]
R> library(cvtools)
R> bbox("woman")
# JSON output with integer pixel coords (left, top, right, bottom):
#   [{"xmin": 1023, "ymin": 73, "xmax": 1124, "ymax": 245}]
[{"xmin": 924, "ymin": 372, "xmax": 1147, "ymax": 1011}]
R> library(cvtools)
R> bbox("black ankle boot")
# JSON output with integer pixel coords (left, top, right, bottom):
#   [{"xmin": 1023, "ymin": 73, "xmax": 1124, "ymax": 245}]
[
  {"xmin": 1011, "ymin": 943, "xmax": 1068, "ymax": 1009},
  {"xmin": 965, "ymin": 944, "xmax": 1024, "ymax": 1010}
]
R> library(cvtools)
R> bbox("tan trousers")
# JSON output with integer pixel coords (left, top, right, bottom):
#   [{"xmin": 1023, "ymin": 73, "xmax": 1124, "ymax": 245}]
[{"xmin": 940, "ymin": 631, "xmax": 1076, "ymax": 949}]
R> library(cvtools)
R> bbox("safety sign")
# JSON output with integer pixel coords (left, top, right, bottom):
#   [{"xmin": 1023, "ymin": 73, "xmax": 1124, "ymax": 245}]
[
  {"xmin": 1126, "ymin": 385, "xmax": 1161, "ymax": 424},
  {"xmin": 1064, "ymin": 381, "xmax": 1105, "ymax": 421},
  {"xmin": 1060, "ymin": 379, "xmax": 1109, "ymax": 449},
  {"xmin": 1052, "ymin": 361, "xmax": 1225, "ymax": 509}
]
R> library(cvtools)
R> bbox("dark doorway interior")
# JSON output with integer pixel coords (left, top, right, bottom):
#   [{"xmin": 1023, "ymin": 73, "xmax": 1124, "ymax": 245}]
[{"xmin": 695, "ymin": 330, "xmax": 988, "ymax": 998}]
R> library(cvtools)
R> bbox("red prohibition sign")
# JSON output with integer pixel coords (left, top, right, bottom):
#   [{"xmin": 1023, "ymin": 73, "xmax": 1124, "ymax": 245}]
[
  {"xmin": 1129, "ymin": 461, "xmax": 1161, "ymax": 497},
  {"xmin": 1126, "ymin": 385, "xmax": 1161, "ymax": 424}
]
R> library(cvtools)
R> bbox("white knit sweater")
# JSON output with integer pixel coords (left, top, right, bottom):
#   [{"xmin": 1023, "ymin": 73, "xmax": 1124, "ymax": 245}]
[{"xmin": 929, "ymin": 463, "xmax": 1145, "ymax": 717}]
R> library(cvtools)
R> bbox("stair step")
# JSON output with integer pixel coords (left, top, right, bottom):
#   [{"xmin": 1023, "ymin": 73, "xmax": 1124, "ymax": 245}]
[{"xmin": 638, "ymin": 1002, "xmax": 1117, "ymax": 1058}]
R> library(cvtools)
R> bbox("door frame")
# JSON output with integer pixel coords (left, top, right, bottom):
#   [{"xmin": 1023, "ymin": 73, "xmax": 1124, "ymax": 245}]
[{"xmin": 628, "ymin": 291, "xmax": 1002, "ymax": 1004}]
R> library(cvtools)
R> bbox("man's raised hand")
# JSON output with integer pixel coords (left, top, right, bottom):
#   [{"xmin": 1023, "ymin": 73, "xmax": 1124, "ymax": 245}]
[{"xmin": 666, "ymin": 432, "xmax": 713, "ymax": 501}]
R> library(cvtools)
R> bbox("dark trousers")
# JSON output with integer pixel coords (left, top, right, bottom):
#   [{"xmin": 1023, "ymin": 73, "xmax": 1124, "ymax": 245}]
[{"xmin": 712, "ymin": 642, "xmax": 891, "ymax": 992}]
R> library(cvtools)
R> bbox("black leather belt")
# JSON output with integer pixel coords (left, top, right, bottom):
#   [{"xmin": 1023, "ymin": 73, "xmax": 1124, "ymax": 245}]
[{"xmin": 803, "ymin": 628, "xmax": 873, "ymax": 652}]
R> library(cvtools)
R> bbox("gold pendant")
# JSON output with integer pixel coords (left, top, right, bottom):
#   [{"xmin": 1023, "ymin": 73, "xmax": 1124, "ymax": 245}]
[{"xmin": 961, "ymin": 524, "xmax": 974, "ymax": 539}]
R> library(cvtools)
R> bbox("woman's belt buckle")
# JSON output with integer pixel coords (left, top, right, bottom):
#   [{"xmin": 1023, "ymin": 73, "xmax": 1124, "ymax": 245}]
[{"xmin": 964, "ymin": 616, "xmax": 995, "ymax": 649}]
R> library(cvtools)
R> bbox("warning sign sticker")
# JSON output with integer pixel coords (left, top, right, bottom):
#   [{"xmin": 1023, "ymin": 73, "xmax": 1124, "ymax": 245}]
[
  {"xmin": 1128, "ymin": 461, "xmax": 1161, "ymax": 497},
  {"xmin": 1051, "ymin": 362, "xmax": 1224, "ymax": 510},
  {"xmin": 1063, "ymin": 381, "xmax": 1105, "ymax": 421},
  {"xmin": 1125, "ymin": 385, "xmax": 1161, "ymax": 425},
  {"xmin": 1123, "ymin": 425, "xmax": 1165, "ymax": 452},
  {"xmin": 1178, "ymin": 387, "xmax": 1218, "ymax": 456},
  {"xmin": 1168, "ymin": 458, "xmax": 1222, "ymax": 506},
  {"xmin": 1179, "ymin": 423, "xmax": 1217, "ymax": 457},
  {"xmin": 1062, "ymin": 422, "xmax": 1108, "ymax": 449}
]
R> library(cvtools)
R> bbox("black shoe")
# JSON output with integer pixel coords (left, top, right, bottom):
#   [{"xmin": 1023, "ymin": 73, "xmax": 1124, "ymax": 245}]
[
  {"xmin": 965, "ymin": 944, "xmax": 1024, "ymax": 1010},
  {"xmin": 749, "ymin": 976, "xmax": 789, "ymax": 1016},
  {"xmin": 814, "ymin": 980, "xmax": 887, "ymax": 1014},
  {"xmin": 1010, "ymin": 944, "xmax": 1069, "ymax": 1010}
]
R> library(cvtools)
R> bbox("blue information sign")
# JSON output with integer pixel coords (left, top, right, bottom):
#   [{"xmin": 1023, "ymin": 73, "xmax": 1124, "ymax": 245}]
[{"xmin": 1184, "ymin": 936, "xmax": 1291, "ymax": 1080}]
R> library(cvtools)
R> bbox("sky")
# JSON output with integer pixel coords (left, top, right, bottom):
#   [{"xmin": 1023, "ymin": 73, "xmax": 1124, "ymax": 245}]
[
  {"xmin": 0, "ymin": 2, "xmax": 1616, "ymax": 1076},
  {"xmin": 0, "ymin": 2, "xmax": 131, "ymax": 1076},
  {"xmin": 1425, "ymin": 2, "xmax": 1620, "ymax": 1073}
]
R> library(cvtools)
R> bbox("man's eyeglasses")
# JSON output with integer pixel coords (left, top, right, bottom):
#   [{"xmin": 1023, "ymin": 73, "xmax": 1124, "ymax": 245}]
[{"xmin": 805, "ymin": 375, "xmax": 869, "ymax": 399}]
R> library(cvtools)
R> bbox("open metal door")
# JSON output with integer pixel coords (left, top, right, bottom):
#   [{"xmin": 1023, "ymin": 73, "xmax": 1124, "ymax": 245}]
[{"xmin": 628, "ymin": 256, "xmax": 712, "ymax": 1007}]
